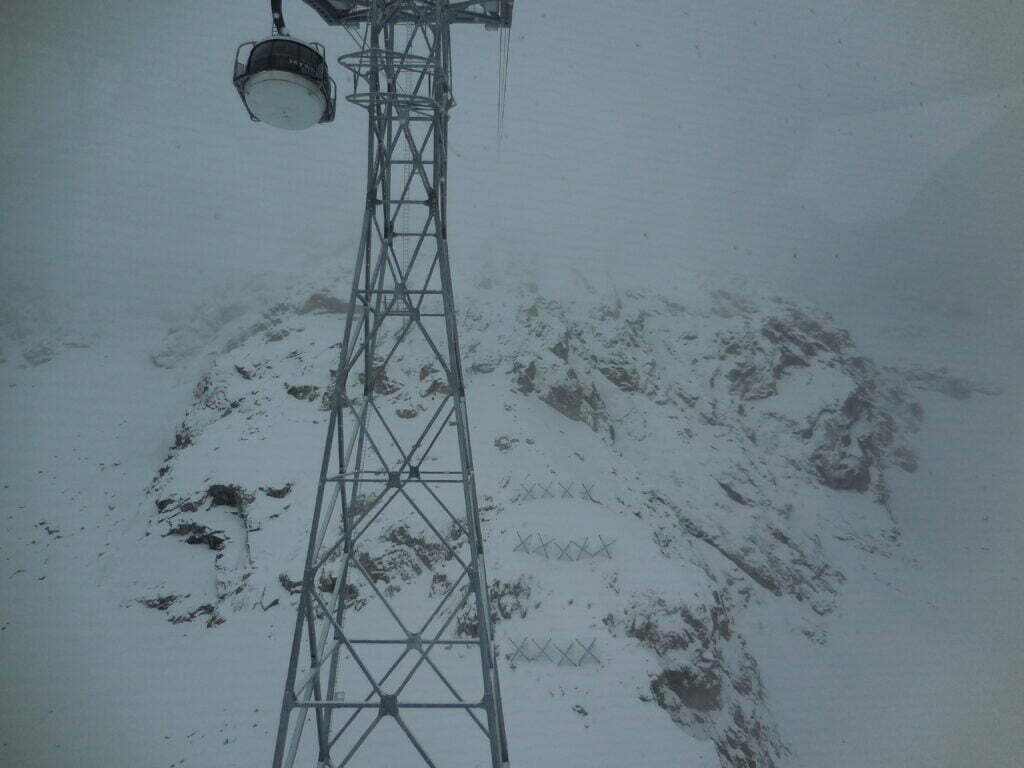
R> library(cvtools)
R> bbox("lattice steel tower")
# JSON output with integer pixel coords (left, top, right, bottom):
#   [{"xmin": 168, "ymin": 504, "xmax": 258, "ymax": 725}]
[{"xmin": 234, "ymin": 2, "xmax": 515, "ymax": 766}]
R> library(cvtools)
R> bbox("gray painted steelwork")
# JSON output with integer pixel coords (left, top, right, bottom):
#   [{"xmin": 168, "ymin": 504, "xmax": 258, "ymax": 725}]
[
  {"xmin": 271, "ymin": 2, "xmax": 513, "ymax": 766},
  {"xmin": 302, "ymin": 0, "xmax": 512, "ymax": 28}
]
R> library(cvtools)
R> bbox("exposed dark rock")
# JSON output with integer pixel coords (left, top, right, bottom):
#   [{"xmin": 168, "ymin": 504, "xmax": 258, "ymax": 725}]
[
  {"xmin": 540, "ymin": 374, "xmax": 606, "ymax": 432},
  {"xmin": 615, "ymin": 595, "xmax": 783, "ymax": 768},
  {"xmin": 23, "ymin": 343, "xmax": 55, "ymax": 367},
  {"xmin": 139, "ymin": 594, "xmax": 179, "ymax": 611},
  {"xmin": 772, "ymin": 348, "xmax": 809, "ymax": 379},
  {"xmin": 193, "ymin": 373, "xmax": 229, "ymax": 411},
  {"xmin": 279, "ymin": 573, "xmax": 302, "ymax": 594},
  {"xmin": 806, "ymin": 389, "xmax": 878, "ymax": 493},
  {"xmin": 716, "ymin": 309, "xmax": 856, "ymax": 404},
  {"xmin": 286, "ymin": 383, "xmax": 320, "ymax": 401},
  {"xmin": 596, "ymin": 362, "xmax": 643, "ymax": 393},
  {"xmin": 165, "ymin": 521, "xmax": 226, "ymax": 551},
  {"xmin": 355, "ymin": 543, "xmax": 433, "ymax": 590},
  {"xmin": 513, "ymin": 360, "xmax": 537, "ymax": 394},
  {"xmin": 494, "ymin": 435, "xmax": 515, "ymax": 452},
  {"xmin": 424, "ymin": 379, "xmax": 450, "ymax": 396},
  {"xmin": 717, "ymin": 481, "xmax": 751, "ymax": 506},
  {"xmin": 627, "ymin": 615, "xmax": 692, "ymax": 654},
  {"xmin": 169, "ymin": 604, "xmax": 215, "ymax": 625},
  {"xmin": 811, "ymin": 442, "xmax": 872, "ymax": 492},
  {"xmin": 359, "ymin": 366, "xmax": 401, "ymax": 396},
  {"xmin": 155, "ymin": 497, "xmax": 199, "ymax": 516},
  {"xmin": 652, "ymin": 667, "xmax": 723, "ymax": 712},
  {"xmin": 457, "ymin": 578, "xmax": 531, "ymax": 638},
  {"xmin": 890, "ymin": 445, "xmax": 918, "ymax": 473},
  {"xmin": 262, "ymin": 484, "xmax": 292, "ymax": 499},
  {"xmin": 381, "ymin": 525, "xmax": 451, "ymax": 571},
  {"xmin": 724, "ymin": 359, "xmax": 778, "ymax": 401},
  {"xmin": 679, "ymin": 518, "xmax": 781, "ymax": 596},
  {"xmin": 430, "ymin": 572, "xmax": 451, "ymax": 598},
  {"xmin": 174, "ymin": 423, "xmax": 192, "ymax": 449},
  {"xmin": 207, "ymin": 484, "xmax": 253, "ymax": 510},
  {"xmin": 761, "ymin": 311, "xmax": 850, "ymax": 357},
  {"xmin": 648, "ymin": 490, "xmax": 844, "ymax": 613},
  {"xmin": 314, "ymin": 575, "xmax": 366, "ymax": 609},
  {"xmin": 550, "ymin": 337, "xmax": 571, "ymax": 362},
  {"xmin": 298, "ymin": 293, "xmax": 350, "ymax": 315}
]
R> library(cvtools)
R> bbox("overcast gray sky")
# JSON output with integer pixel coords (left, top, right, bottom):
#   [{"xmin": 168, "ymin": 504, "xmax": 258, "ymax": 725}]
[{"xmin": 1, "ymin": 0, "xmax": 1021, "ymax": 365}]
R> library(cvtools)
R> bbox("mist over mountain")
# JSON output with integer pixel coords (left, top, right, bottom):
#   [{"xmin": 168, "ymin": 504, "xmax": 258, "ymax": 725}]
[
  {"xmin": 3, "ymin": 1, "xmax": 1022, "ymax": 349},
  {"xmin": 2, "ymin": 2, "xmax": 1022, "ymax": 767}
]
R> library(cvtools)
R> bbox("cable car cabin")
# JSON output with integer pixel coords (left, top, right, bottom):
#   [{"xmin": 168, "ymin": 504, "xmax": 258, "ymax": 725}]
[{"xmin": 233, "ymin": 37, "xmax": 336, "ymax": 130}]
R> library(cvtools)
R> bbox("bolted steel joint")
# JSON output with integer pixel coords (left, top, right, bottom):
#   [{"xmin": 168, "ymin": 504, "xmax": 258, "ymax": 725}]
[{"xmin": 378, "ymin": 693, "xmax": 399, "ymax": 718}]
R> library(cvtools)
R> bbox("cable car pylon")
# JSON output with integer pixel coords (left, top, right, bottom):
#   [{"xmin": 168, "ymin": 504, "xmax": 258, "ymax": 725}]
[{"xmin": 231, "ymin": 2, "xmax": 515, "ymax": 766}]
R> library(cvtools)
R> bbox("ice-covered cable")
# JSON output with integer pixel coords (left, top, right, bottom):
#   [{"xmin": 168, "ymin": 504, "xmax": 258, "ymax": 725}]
[
  {"xmin": 497, "ymin": 26, "xmax": 510, "ymax": 154},
  {"xmin": 271, "ymin": 0, "xmax": 288, "ymax": 35}
]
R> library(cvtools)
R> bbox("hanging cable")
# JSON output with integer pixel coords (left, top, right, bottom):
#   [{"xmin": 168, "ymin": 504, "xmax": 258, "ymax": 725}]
[
  {"xmin": 497, "ymin": 26, "xmax": 510, "ymax": 154},
  {"xmin": 270, "ymin": 0, "xmax": 288, "ymax": 35}
]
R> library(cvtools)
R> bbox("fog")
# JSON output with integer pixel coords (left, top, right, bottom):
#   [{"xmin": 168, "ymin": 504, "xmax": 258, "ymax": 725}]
[
  {"xmin": 2, "ymin": 1, "xmax": 1022, "ymax": 766},
  {"xmin": 3, "ymin": 1, "xmax": 1021, "ymax": 357}
]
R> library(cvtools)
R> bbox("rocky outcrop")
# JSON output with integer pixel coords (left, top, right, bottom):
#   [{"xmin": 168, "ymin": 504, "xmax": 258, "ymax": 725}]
[
  {"xmin": 144, "ymin": 281, "xmax": 992, "ymax": 768},
  {"xmin": 612, "ymin": 593, "xmax": 786, "ymax": 768}
]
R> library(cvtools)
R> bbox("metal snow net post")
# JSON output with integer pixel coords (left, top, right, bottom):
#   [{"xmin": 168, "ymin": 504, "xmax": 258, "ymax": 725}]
[{"xmin": 272, "ymin": 3, "xmax": 514, "ymax": 767}]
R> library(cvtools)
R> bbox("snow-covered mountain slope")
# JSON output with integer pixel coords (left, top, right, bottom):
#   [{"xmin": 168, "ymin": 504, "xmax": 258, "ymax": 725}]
[
  {"xmin": 2, "ymin": 269, "xmax": 1017, "ymax": 767},
  {"xmin": 58, "ymin": 272, "xmax": 984, "ymax": 768}
]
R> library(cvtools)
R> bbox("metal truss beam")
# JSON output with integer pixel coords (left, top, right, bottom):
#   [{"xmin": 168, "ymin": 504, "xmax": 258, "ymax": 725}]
[
  {"xmin": 272, "ymin": 3, "xmax": 510, "ymax": 767},
  {"xmin": 303, "ymin": 0, "xmax": 513, "ymax": 29}
]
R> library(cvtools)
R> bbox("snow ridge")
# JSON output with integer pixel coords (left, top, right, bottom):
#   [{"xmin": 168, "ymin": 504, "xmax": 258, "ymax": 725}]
[{"xmin": 142, "ymin": 277, "xmax": 981, "ymax": 766}]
